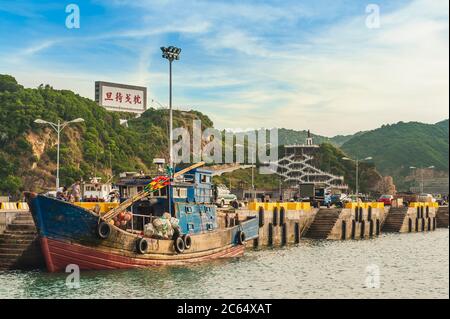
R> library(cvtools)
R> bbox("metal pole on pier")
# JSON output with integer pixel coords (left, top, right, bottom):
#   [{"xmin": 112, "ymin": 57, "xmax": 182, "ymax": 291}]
[
  {"xmin": 410, "ymin": 165, "xmax": 434, "ymax": 194},
  {"xmin": 161, "ymin": 46, "xmax": 181, "ymax": 215},
  {"xmin": 343, "ymin": 156, "xmax": 372, "ymax": 205},
  {"xmin": 34, "ymin": 117, "xmax": 85, "ymax": 191}
]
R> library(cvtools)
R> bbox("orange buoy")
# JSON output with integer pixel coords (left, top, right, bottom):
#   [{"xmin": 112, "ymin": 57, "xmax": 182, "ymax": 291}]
[
  {"xmin": 124, "ymin": 213, "xmax": 131, "ymax": 221},
  {"xmin": 119, "ymin": 212, "xmax": 125, "ymax": 220}
]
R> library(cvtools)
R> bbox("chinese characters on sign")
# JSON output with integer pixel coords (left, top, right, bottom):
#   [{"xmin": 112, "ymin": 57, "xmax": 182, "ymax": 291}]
[
  {"xmin": 95, "ymin": 81, "xmax": 147, "ymax": 114},
  {"xmin": 104, "ymin": 92, "xmax": 142, "ymax": 105}
]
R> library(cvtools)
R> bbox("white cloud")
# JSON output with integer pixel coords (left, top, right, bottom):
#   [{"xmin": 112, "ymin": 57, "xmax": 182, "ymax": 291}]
[
  {"xmin": 2, "ymin": 0, "xmax": 448, "ymax": 137},
  {"xmin": 183, "ymin": 0, "xmax": 449, "ymax": 135}
]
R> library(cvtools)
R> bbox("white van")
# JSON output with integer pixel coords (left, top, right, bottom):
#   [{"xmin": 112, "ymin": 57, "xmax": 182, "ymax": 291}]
[{"xmin": 213, "ymin": 184, "xmax": 237, "ymax": 207}]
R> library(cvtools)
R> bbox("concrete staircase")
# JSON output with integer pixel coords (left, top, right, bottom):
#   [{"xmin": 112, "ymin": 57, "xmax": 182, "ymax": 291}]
[
  {"xmin": 303, "ymin": 209, "xmax": 341, "ymax": 239},
  {"xmin": 436, "ymin": 206, "xmax": 449, "ymax": 228},
  {"xmin": 0, "ymin": 213, "xmax": 44, "ymax": 270},
  {"xmin": 381, "ymin": 207, "xmax": 407, "ymax": 233}
]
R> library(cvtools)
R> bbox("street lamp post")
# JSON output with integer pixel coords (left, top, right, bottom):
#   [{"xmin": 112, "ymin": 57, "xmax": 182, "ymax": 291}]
[
  {"xmin": 342, "ymin": 156, "xmax": 373, "ymax": 204},
  {"xmin": 235, "ymin": 142, "xmax": 271, "ymax": 201},
  {"xmin": 234, "ymin": 144, "xmax": 251, "ymax": 200},
  {"xmin": 161, "ymin": 46, "xmax": 181, "ymax": 215},
  {"xmin": 235, "ymin": 143, "xmax": 255, "ymax": 200},
  {"xmin": 410, "ymin": 166, "xmax": 435, "ymax": 193},
  {"xmin": 34, "ymin": 118, "xmax": 84, "ymax": 190},
  {"xmin": 161, "ymin": 46, "xmax": 181, "ymax": 172}
]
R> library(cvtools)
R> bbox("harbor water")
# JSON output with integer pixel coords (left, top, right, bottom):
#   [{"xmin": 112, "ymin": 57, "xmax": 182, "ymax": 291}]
[{"xmin": 0, "ymin": 229, "xmax": 448, "ymax": 299}]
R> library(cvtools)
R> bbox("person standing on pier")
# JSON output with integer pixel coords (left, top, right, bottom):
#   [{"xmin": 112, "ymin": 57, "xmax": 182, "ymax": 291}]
[{"xmin": 71, "ymin": 181, "xmax": 81, "ymax": 202}]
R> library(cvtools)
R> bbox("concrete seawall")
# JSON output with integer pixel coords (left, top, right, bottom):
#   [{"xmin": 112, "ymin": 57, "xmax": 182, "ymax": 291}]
[
  {"xmin": 327, "ymin": 207, "xmax": 384, "ymax": 240},
  {"xmin": 382, "ymin": 206, "xmax": 438, "ymax": 233},
  {"xmin": 228, "ymin": 204, "xmax": 388, "ymax": 246},
  {"xmin": 436, "ymin": 206, "xmax": 449, "ymax": 228},
  {"xmin": 0, "ymin": 209, "xmax": 29, "ymax": 234},
  {"xmin": 227, "ymin": 203, "xmax": 439, "ymax": 248},
  {"xmin": 0, "ymin": 210, "xmax": 44, "ymax": 270}
]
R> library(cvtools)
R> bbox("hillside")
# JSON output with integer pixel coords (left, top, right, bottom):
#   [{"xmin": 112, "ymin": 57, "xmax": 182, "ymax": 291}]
[
  {"xmin": 0, "ymin": 75, "xmax": 212, "ymax": 195},
  {"xmin": 341, "ymin": 120, "xmax": 449, "ymax": 190},
  {"xmin": 213, "ymin": 143, "xmax": 383, "ymax": 193},
  {"xmin": 277, "ymin": 128, "xmax": 366, "ymax": 147}
]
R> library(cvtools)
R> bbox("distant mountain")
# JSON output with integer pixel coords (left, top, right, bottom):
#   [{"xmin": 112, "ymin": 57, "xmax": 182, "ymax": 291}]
[
  {"xmin": 277, "ymin": 128, "xmax": 331, "ymax": 146},
  {"xmin": 329, "ymin": 131, "xmax": 367, "ymax": 146},
  {"xmin": 340, "ymin": 120, "xmax": 449, "ymax": 190},
  {"xmin": 277, "ymin": 128, "xmax": 366, "ymax": 147}
]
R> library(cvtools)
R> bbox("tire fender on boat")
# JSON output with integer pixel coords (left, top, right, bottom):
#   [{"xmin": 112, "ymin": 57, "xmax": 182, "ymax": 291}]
[
  {"xmin": 174, "ymin": 236, "xmax": 185, "ymax": 253},
  {"xmin": 237, "ymin": 230, "xmax": 246, "ymax": 245},
  {"xmin": 182, "ymin": 234, "xmax": 192, "ymax": 250},
  {"xmin": 136, "ymin": 237, "xmax": 149, "ymax": 254},
  {"xmin": 97, "ymin": 221, "xmax": 111, "ymax": 239}
]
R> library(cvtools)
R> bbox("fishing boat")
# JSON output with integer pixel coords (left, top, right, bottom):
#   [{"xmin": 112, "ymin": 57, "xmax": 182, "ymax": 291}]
[{"xmin": 24, "ymin": 163, "xmax": 259, "ymax": 272}]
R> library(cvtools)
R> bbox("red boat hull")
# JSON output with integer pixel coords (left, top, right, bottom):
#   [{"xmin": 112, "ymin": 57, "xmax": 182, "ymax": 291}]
[{"xmin": 41, "ymin": 237, "xmax": 245, "ymax": 272}]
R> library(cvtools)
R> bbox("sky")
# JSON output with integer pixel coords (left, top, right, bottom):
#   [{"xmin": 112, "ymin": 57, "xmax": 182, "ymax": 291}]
[{"xmin": 0, "ymin": 0, "xmax": 448, "ymax": 136}]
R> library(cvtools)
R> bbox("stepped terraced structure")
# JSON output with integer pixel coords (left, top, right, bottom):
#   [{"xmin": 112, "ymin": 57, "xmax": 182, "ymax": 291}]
[{"xmin": 270, "ymin": 131, "xmax": 347, "ymax": 189}]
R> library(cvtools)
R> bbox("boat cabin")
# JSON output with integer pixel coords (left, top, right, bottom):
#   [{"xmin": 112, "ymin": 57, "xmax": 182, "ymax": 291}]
[{"xmin": 116, "ymin": 168, "xmax": 217, "ymax": 235}]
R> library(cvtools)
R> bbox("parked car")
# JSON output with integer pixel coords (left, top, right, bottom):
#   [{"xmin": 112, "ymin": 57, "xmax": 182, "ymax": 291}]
[
  {"xmin": 417, "ymin": 193, "xmax": 436, "ymax": 203},
  {"xmin": 330, "ymin": 193, "xmax": 348, "ymax": 208},
  {"xmin": 213, "ymin": 184, "xmax": 237, "ymax": 208},
  {"xmin": 378, "ymin": 194, "xmax": 394, "ymax": 206},
  {"xmin": 434, "ymin": 194, "xmax": 448, "ymax": 206}
]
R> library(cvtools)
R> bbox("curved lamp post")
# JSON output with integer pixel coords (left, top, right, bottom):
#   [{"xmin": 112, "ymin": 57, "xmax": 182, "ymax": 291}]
[{"xmin": 34, "ymin": 118, "xmax": 84, "ymax": 190}]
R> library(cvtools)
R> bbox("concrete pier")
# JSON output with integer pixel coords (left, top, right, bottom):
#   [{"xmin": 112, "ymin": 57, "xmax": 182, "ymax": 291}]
[
  {"xmin": 327, "ymin": 206, "xmax": 384, "ymax": 240},
  {"xmin": 228, "ymin": 202, "xmax": 438, "ymax": 248},
  {"xmin": 0, "ymin": 211, "xmax": 44, "ymax": 270},
  {"xmin": 436, "ymin": 206, "xmax": 449, "ymax": 228},
  {"xmin": 382, "ymin": 205, "xmax": 437, "ymax": 233}
]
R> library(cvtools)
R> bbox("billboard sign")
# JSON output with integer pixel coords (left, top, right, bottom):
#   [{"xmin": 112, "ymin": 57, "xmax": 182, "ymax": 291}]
[{"xmin": 95, "ymin": 81, "xmax": 147, "ymax": 113}]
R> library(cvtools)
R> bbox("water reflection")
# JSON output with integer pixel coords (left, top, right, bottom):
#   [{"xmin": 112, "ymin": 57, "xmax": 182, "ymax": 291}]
[{"xmin": 1, "ymin": 229, "xmax": 448, "ymax": 299}]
